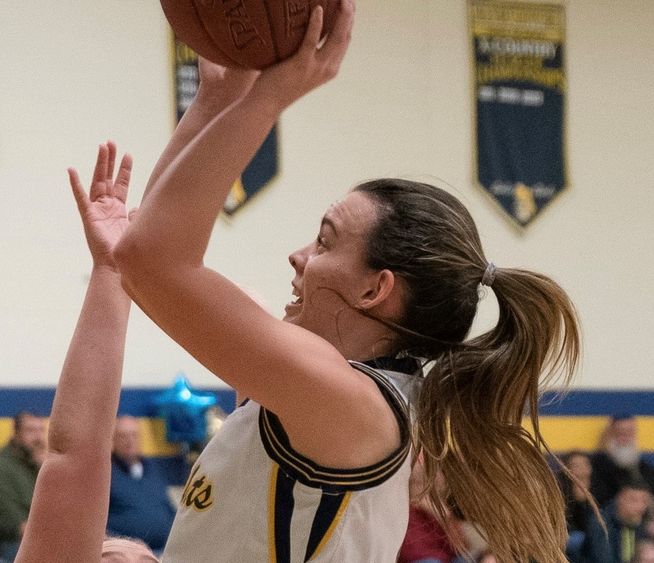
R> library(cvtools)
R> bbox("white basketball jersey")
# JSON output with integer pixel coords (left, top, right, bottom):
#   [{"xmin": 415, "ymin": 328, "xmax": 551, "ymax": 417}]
[{"xmin": 162, "ymin": 361, "xmax": 418, "ymax": 563}]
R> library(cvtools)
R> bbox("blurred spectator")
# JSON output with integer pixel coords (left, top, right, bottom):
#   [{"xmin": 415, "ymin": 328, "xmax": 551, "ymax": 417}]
[
  {"xmin": 559, "ymin": 450, "xmax": 594, "ymax": 562},
  {"xmin": 561, "ymin": 450, "xmax": 594, "ymax": 530},
  {"xmin": 583, "ymin": 478, "xmax": 651, "ymax": 563},
  {"xmin": 635, "ymin": 539, "xmax": 654, "ymax": 563},
  {"xmin": 452, "ymin": 549, "xmax": 496, "ymax": 563},
  {"xmin": 456, "ymin": 520, "xmax": 490, "ymax": 561},
  {"xmin": 644, "ymin": 514, "xmax": 654, "ymax": 540},
  {"xmin": 399, "ymin": 505, "xmax": 457, "ymax": 563},
  {"xmin": 398, "ymin": 459, "xmax": 458, "ymax": 563},
  {"xmin": 0, "ymin": 412, "xmax": 46, "ymax": 561},
  {"xmin": 107, "ymin": 415, "xmax": 176, "ymax": 553},
  {"xmin": 592, "ymin": 415, "xmax": 654, "ymax": 506}
]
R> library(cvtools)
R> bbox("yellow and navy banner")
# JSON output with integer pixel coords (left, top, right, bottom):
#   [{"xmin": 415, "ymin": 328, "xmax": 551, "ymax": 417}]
[
  {"xmin": 470, "ymin": 1, "xmax": 567, "ymax": 227},
  {"xmin": 173, "ymin": 39, "xmax": 279, "ymax": 215}
]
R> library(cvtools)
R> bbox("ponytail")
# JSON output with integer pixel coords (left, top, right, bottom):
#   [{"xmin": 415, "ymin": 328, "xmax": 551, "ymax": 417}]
[
  {"xmin": 353, "ymin": 179, "xmax": 582, "ymax": 561},
  {"xmin": 415, "ymin": 267, "xmax": 580, "ymax": 562}
]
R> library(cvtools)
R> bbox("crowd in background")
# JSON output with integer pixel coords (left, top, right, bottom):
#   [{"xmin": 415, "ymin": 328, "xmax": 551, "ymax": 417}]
[
  {"xmin": 0, "ymin": 413, "xmax": 45, "ymax": 561},
  {"xmin": 560, "ymin": 415, "xmax": 654, "ymax": 563},
  {"xmin": 398, "ymin": 414, "xmax": 654, "ymax": 563},
  {"xmin": 1, "ymin": 411, "xmax": 652, "ymax": 562},
  {"xmin": 0, "ymin": 412, "xmax": 179, "ymax": 562}
]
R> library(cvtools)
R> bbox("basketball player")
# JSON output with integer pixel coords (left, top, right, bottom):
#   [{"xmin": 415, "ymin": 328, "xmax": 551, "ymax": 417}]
[
  {"xmin": 114, "ymin": 1, "xmax": 578, "ymax": 561},
  {"xmin": 16, "ymin": 143, "xmax": 158, "ymax": 563}
]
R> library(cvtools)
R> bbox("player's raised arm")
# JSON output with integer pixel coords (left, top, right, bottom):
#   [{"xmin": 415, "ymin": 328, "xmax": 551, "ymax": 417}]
[
  {"xmin": 142, "ymin": 59, "xmax": 259, "ymax": 202},
  {"xmin": 15, "ymin": 144, "xmax": 153, "ymax": 563},
  {"xmin": 112, "ymin": 0, "xmax": 579, "ymax": 559},
  {"xmin": 114, "ymin": 2, "xmax": 363, "ymax": 434},
  {"xmin": 118, "ymin": 2, "xmax": 353, "ymax": 270}
]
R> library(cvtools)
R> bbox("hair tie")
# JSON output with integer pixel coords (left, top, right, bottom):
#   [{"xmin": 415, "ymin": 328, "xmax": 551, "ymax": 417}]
[{"xmin": 481, "ymin": 262, "xmax": 497, "ymax": 287}]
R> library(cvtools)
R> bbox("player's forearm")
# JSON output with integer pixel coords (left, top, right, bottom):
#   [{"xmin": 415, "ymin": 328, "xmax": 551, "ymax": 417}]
[
  {"xmin": 117, "ymin": 90, "xmax": 279, "ymax": 275},
  {"xmin": 142, "ymin": 88, "xmax": 238, "ymax": 202},
  {"xmin": 47, "ymin": 266, "xmax": 131, "ymax": 456}
]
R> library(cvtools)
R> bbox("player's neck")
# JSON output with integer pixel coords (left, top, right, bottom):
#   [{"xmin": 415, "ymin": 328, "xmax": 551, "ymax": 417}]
[{"xmin": 328, "ymin": 316, "xmax": 397, "ymax": 362}]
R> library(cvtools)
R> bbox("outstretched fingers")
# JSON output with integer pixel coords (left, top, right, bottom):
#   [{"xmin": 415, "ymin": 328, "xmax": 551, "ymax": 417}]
[
  {"xmin": 252, "ymin": 0, "xmax": 354, "ymax": 110},
  {"xmin": 70, "ymin": 142, "xmax": 132, "ymax": 209},
  {"xmin": 105, "ymin": 141, "xmax": 118, "ymax": 199},
  {"xmin": 113, "ymin": 153, "xmax": 133, "ymax": 203},
  {"xmin": 68, "ymin": 167, "xmax": 89, "ymax": 214},
  {"xmin": 106, "ymin": 140, "xmax": 117, "ymax": 183},
  {"xmin": 317, "ymin": 0, "xmax": 354, "ymax": 69},
  {"xmin": 198, "ymin": 56, "xmax": 227, "ymax": 83},
  {"xmin": 89, "ymin": 144, "xmax": 109, "ymax": 201},
  {"xmin": 128, "ymin": 207, "xmax": 139, "ymax": 222},
  {"xmin": 298, "ymin": 5, "xmax": 324, "ymax": 57}
]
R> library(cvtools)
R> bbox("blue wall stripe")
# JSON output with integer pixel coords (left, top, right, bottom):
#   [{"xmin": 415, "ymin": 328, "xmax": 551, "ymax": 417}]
[
  {"xmin": 0, "ymin": 388, "xmax": 652, "ymax": 417},
  {"xmin": 0, "ymin": 387, "xmax": 237, "ymax": 417},
  {"xmin": 539, "ymin": 390, "xmax": 654, "ymax": 416},
  {"xmin": 0, "ymin": 388, "xmax": 56, "ymax": 417}
]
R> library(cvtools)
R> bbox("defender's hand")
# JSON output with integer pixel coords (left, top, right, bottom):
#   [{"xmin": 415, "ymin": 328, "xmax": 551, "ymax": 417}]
[{"xmin": 68, "ymin": 141, "xmax": 133, "ymax": 270}]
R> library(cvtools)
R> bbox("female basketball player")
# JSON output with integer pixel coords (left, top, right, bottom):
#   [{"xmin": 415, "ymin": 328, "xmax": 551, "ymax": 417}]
[
  {"xmin": 16, "ymin": 143, "xmax": 158, "ymax": 563},
  {"xmin": 115, "ymin": 1, "xmax": 579, "ymax": 561}
]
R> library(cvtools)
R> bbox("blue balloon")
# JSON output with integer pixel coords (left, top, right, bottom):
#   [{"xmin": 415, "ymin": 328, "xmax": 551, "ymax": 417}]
[{"xmin": 153, "ymin": 374, "xmax": 218, "ymax": 444}]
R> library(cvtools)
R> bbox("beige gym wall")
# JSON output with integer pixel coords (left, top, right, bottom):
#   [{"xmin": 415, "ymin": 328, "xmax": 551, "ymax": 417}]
[{"xmin": 0, "ymin": 1, "xmax": 652, "ymax": 389}]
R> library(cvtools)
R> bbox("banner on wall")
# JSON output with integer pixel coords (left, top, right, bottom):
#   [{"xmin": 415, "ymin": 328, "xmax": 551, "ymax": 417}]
[
  {"xmin": 173, "ymin": 40, "xmax": 279, "ymax": 215},
  {"xmin": 469, "ymin": 1, "xmax": 567, "ymax": 227}
]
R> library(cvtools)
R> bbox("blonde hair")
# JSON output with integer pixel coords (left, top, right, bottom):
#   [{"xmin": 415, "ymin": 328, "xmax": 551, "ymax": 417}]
[{"xmin": 102, "ymin": 536, "xmax": 159, "ymax": 561}]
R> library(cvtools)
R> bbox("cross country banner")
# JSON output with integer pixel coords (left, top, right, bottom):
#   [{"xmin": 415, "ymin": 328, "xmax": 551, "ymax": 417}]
[
  {"xmin": 469, "ymin": 1, "xmax": 567, "ymax": 227},
  {"xmin": 173, "ymin": 39, "xmax": 279, "ymax": 215}
]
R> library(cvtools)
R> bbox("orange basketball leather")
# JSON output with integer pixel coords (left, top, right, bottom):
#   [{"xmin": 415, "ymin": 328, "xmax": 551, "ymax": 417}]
[{"xmin": 161, "ymin": 0, "xmax": 339, "ymax": 69}]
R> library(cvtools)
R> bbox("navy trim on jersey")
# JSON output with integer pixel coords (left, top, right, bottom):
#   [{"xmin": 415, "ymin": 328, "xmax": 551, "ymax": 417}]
[
  {"xmin": 362, "ymin": 356, "xmax": 422, "ymax": 376},
  {"xmin": 257, "ymin": 361, "xmax": 412, "ymax": 492},
  {"xmin": 270, "ymin": 466, "xmax": 295, "ymax": 563},
  {"xmin": 303, "ymin": 491, "xmax": 350, "ymax": 561}
]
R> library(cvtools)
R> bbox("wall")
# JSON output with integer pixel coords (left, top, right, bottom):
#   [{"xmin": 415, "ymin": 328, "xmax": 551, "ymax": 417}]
[{"xmin": 1, "ymin": 1, "xmax": 653, "ymax": 391}]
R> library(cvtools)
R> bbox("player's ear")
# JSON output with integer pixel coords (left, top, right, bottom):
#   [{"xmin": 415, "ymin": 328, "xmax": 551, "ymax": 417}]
[{"xmin": 358, "ymin": 269, "xmax": 398, "ymax": 311}]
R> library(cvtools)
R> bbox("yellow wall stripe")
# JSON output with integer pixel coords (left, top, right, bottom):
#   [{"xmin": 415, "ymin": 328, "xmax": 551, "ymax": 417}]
[
  {"xmin": 0, "ymin": 417, "xmax": 180, "ymax": 457},
  {"xmin": 137, "ymin": 418, "xmax": 181, "ymax": 457},
  {"xmin": 1, "ymin": 416, "xmax": 653, "ymax": 457},
  {"xmin": 523, "ymin": 416, "xmax": 654, "ymax": 452}
]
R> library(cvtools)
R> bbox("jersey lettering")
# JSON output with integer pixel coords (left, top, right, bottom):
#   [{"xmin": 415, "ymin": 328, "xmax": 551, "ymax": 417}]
[{"xmin": 181, "ymin": 464, "xmax": 214, "ymax": 512}]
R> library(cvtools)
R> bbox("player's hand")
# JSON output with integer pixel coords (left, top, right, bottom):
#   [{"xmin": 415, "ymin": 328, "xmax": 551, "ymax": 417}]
[
  {"xmin": 250, "ymin": 0, "xmax": 354, "ymax": 111},
  {"xmin": 68, "ymin": 141, "xmax": 133, "ymax": 270},
  {"xmin": 196, "ymin": 57, "xmax": 259, "ymax": 112}
]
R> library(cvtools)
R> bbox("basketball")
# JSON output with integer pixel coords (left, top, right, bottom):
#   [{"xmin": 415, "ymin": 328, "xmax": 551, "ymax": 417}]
[{"xmin": 161, "ymin": 1, "xmax": 339, "ymax": 69}]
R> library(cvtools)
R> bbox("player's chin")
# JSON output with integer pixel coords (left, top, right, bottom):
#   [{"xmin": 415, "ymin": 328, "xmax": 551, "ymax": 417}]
[{"xmin": 283, "ymin": 302, "xmax": 302, "ymax": 324}]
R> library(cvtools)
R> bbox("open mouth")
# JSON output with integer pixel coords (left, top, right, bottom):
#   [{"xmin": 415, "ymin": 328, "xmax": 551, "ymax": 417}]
[{"xmin": 290, "ymin": 287, "xmax": 303, "ymax": 305}]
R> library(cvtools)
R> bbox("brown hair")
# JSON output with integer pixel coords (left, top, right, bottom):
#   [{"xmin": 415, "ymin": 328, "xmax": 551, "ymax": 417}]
[{"xmin": 355, "ymin": 179, "xmax": 580, "ymax": 562}]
